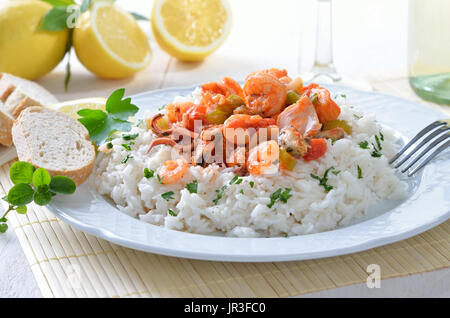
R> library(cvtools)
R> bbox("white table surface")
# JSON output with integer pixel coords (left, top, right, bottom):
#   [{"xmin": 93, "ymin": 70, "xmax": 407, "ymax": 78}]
[{"xmin": 0, "ymin": 0, "xmax": 448, "ymax": 297}]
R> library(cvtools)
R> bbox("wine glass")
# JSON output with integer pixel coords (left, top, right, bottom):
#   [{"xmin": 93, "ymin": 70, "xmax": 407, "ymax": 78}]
[{"xmin": 303, "ymin": 0, "xmax": 372, "ymax": 91}]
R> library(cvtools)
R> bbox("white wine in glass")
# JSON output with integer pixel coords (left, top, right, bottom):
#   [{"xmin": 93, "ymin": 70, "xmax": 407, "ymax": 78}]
[{"xmin": 408, "ymin": 0, "xmax": 450, "ymax": 105}]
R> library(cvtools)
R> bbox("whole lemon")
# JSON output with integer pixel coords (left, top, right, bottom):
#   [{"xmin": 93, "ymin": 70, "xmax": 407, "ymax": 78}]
[{"xmin": 0, "ymin": 0, "xmax": 69, "ymax": 80}]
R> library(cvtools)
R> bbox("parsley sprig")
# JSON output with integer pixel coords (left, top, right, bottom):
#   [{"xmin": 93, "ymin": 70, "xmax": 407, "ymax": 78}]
[
  {"xmin": 310, "ymin": 166, "xmax": 339, "ymax": 192},
  {"xmin": 161, "ymin": 191, "xmax": 174, "ymax": 201},
  {"xmin": 267, "ymin": 188, "xmax": 293, "ymax": 208},
  {"xmin": 186, "ymin": 180, "xmax": 198, "ymax": 194},
  {"xmin": 1, "ymin": 162, "xmax": 76, "ymax": 233},
  {"xmin": 359, "ymin": 131, "xmax": 384, "ymax": 158},
  {"xmin": 78, "ymin": 88, "xmax": 139, "ymax": 146}
]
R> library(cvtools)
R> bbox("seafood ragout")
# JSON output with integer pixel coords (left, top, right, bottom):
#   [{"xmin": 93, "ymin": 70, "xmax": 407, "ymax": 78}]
[{"xmin": 144, "ymin": 68, "xmax": 349, "ymax": 184}]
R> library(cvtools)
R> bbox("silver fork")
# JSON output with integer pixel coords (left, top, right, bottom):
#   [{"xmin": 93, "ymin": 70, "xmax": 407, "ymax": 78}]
[{"xmin": 389, "ymin": 119, "xmax": 450, "ymax": 177}]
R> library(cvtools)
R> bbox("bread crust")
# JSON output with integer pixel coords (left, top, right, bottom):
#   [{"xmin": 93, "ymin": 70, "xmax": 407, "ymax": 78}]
[
  {"xmin": 0, "ymin": 110, "xmax": 14, "ymax": 146},
  {"xmin": 12, "ymin": 106, "xmax": 96, "ymax": 186}
]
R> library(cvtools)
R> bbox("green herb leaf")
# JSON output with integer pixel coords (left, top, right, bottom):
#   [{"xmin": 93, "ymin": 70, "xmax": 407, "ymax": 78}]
[
  {"xmin": 213, "ymin": 185, "xmax": 227, "ymax": 204},
  {"xmin": 168, "ymin": 209, "xmax": 177, "ymax": 217},
  {"xmin": 0, "ymin": 217, "xmax": 7, "ymax": 222},
  {"xmin": 379, "ymin": 131, "xmax": 384, "ymax": 141},
  {"xmin": 32, "ymin": 168, "xmax": 51, "ymax": 189},
  {"xmin": 359, "ymin": 141, "xmax": 369, "ymax": 149},
  {"xmin": 15, "ymin": 206, "xmax": 27, "ymax": 215},
  {"xmin": 332, "ymin": 170, "xmax": 341, "ymax": 176},
  {"xmin": 161, "ymin": 191, "xmax": 175, "ymax": 201},
  {"xmin": 157, "ymin": 174, "xmax": 164, "ymax": 184},
  {"xmin": 357, "ymin": 165, "xmax": 363, "ymax": 179},
  {"xmin": 10, "ymin": 161, "xmax": 34, "ymax": 184},
  {"xmin": 144, "ymin": 168, "xmax": 154, "ymax": 179},
  {"xmin": 340, "ymin": 94, "xmax": 347, "ymax": 98},
  {"xmin": 122, "ymin": 133, "xmax": 139, "ymax": 141},
  {"xmin": 310, "ymin": 167, "xmax": 337, "ymax": 192},
  {"xmin": 121, "ymin": 154, "xmax": 133, "ymax": 164},
  {"xmin": 130, "ymin": 12, "xmax": 149, "ymax": 20},
  {"xmin": 229, "ymin": 175, "xmax": 239, "ymax": 185},
  {"xmin": 2, "ymin": 196, "xmax": 8, "ymax": 203},
  {"xmin": 49, "ymin": 176, "xmax": 76, "ymax": 194},
  {"xmin": 279, "ymin": 188, "xmax": 292, "ymax": 203},
  {"xmin": 0, "ymin": 223, "xmax": 8, "ymax": 233},
  {"xmin": 249, "ymin": 181, "xmax": 254, "ymax": 188},
  {"xmin": 185, "ymin": 180, "xmax": 198, "ymax": 194},
  {"xmin": 107, "ymin": 142, "xmax": 113, "ymax": 149},
  {"xmin": 121, "ymin": 143, "xmax": 132, "ymax": 151},
  {"xmin": 40, "ymin": 6, "xmax": 72, "ymax": 31},
  {"xmin": 239, "ymin": 189, "xmax": 244, "ymax": 194},
  {"xmin": 105, "ymin": 88, "xmax": 139, "ymax": 120},
  {"xmin": 7, "ymin": 183, "xmax": 34, "ymax": 206},
  {"xmin": 78, "ymin": 89, "xmax": 138, "ymax": 145},
  {"xmin": 33, "ymin": 190, "xmax": 52, "ymax": 206},
  {"xmin": 267, "ymin": 189, "xmax": 282, "ymax": 208},
  {"xmin": 41, "ymin": 0, "xmax": 76, "ymax": 6},
  {"xmin": 374, "ymin": 135, "xmax": 382, "ymax": 151}
]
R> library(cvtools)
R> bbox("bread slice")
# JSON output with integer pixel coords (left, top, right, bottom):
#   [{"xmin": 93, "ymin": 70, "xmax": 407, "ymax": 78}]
[
  {"xmin": 12, "ymin": 107, "xmax": 96, "ymax": 186},
  {"xmin": 0, "ymin": 73, "xmax": 58, "ymax": 146},
  {"xmin": 0, "ymin": 107, "xmax": 14, "ymax": 146}
]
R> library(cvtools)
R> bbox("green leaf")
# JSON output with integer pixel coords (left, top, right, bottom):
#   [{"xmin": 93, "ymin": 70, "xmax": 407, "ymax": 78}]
[
  {"xmin": 130, "ymin": 12, "xmax": 149, "ymax": 21},
  {"xmin": 1, "ymin": 196, "xmax": 7, "ymax": 203},
  {"xmin": 357, "ymin": 165, "xmax": 363, "ymax": 179},
  {"xmin": 161, "ymin": 191, "xmax": 175, "ymax": 201},
  {"xmin": 185, "ymin": 180, "xmax": 198, "ymax": 194},
  {"xmin": 213, "ymin": 185, "xmax": 227, "ymax": 205},
  {"xmin": 41, "ymin": 0, "xmax": 76, "ymax": 6},
  {"xmin": 33, "ymin": 190, "xmax": 52, "ymax": 206},
  {"xmin": 144, "ymin": 168, "xmax": 154, "ymax": 179},
  {"xmin": 0, "ymin": 223, "xmax": 8, "ymax": 233},
  {"xmin": 7, "ymin": 183, "xmax": 34, "ymax": 206},
  {"xmin": 0, "ymin": 217, "xmax": 7, "ymax": 222},
  {"xmin": 249, "ymin": 181, "xmax": 254, "ymax": 188},
  {"xmin": 40, "ymin": 6, "xmax": 72, "ymax": 31},
  {"xmin": 15, "ymin": 206, "xmax": 27, "ymax": 215},
  {"xmin": 122, "ymin": 133, "xmax": 139, "ymax": 141},
  {"xmin": 168, "ymin": 209, "xmax": 177, "ymax": 217},
  {"xmin": 106, "ymin": 88, "xmax": 139, "ymax": 120},
  {"xmin": 49, "ymin": 176, "xmax": 76, "ymax": 194},
  {"xmin": 32, "ymin": 168, "xmax": 51, "ymax": 189},
  {"xmin": 10, "ymin": 161, "xmax": 34, "ymax": 184}
]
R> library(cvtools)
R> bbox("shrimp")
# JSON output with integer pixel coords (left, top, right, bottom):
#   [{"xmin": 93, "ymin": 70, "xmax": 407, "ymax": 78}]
[
  {"xmin": 277, "ymin": 95, "xmax": 322, "ymax": 138},
  {"xmin": 246, "ymin": 140, "xmax": 280, "ymax": 175},
  {"xmin": 301, "ymin": 84, "xmax": 341, "ymax": 124},
  {"xmin": 223, "ymin": 114, "xmax": 276, "ymax": 145},
  {"xmin": 202, "ymin": 76, "xmax": 244, "ymax": 99},
  {"xmin": 165, "ymin": 102, "xmax": 196, "ymax": 123},
  {"xmin": 181, "ymin": 104, "xmax": 209, "ymax": 131},
  {"xmin": 158, "ymin": 159, "xmax": 188, "ymax": 184},
  {"xmin": 247, "ymin": 68, "xmax": 288, "ymax": 80},
  {"xmin": 243, "ymin": 73, "xmax": 287, "ymax": 117}
]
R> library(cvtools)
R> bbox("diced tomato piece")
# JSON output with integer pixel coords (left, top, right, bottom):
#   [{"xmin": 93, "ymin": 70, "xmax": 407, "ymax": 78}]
[
  {"xmin": 313, "ymin": 88, "xmax": 341, "ymax": 124},
  {"xmin": 303, "ymin": 138, "xmax": 327, "ymax": 161}
]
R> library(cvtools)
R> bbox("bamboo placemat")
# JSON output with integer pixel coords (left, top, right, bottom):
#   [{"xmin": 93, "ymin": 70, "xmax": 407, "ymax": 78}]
[{"xmin": 0, "ymin": 79, "xmax": 449, "ymax": 297}]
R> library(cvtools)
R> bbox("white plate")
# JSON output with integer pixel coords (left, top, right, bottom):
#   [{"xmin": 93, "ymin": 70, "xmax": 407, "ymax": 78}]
[{"xmin": 47, "ymin": 84, "xmax": 450, "ymax": 262}]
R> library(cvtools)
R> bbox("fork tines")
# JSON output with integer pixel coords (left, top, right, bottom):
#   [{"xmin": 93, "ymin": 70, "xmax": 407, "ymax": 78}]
[{"xmin": 389, "ymin": 119, "xmax": 450, "ymax": 177}]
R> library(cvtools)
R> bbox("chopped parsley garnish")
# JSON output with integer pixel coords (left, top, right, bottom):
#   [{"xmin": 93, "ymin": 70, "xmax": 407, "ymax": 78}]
[
  {"xmin": 121, "ymin": 143, "xmax": 131, "ymax": 151},
  {"xmin": 357, "ymin": 165, "xmax": 363, "ymax": 179},
  {"xmin": 353, "ymin": 114, "xmax": 363, "ymax": 119},
  {"xmin": 310, "ymin": 167, "xmax": 338, "ymax": 192},
  {"xmin": 213, "ymin": 185, "xmax": 227, "ymax": 205},
  {"xmin": 229, "ymin": 175, "xmax": 242, "ymax": 185},
  {"xmin": 156, "ymin": 174, "xmax": 164, "ymax": 184},
  {"xmin": 359, "ymin": 141, "xmax": 370, "ymax": 149},
  {"xmin": 331, "ymin": 139, "xmax": 337, "ymax": 145},
  {"xmin": 380, "ymin": 131, "xmax": 384, "ymax": 141},
  {"xmin": 158, "ymin": 104, "xmax": 167, "ymax": 111},
  {"xmin": 168, "ymin": 209, "xmax": 177, "ymax": 217},
  {"xmin": 341, "ymin": 94, "xmax": 347, "ymax": 98},
  {"xmin": 186, "ymin": 180, "xmax": 198, "ymax": 194},
  {"xmin": 249, "ymin": 181, "xmax": 254, "ymax": 188},
  {"xmin": 144, "ymin": 168, "xmax": 154, "ymax": 179},
  {"xmin": 332, "ymin": 170, "xmax": 341, "ymax": 176},
  {"xmin": 374, "ymin": 135, "xmax": 382, "ymax": 151},
  {"xmin": 106, "ymin": 142, "xmax": 113, "ymax": 149},
  {"xmin": 121, "ymin": 154, "xmax": 133, "ymax": 164},
  {"xmin": 122, "ymin": 133, "xmax": 139, "ymax": 141},
  {"xmin": 161, "ymin": 191, "xmax": 174, "ymax": 201},
  {"xmin": 239, "ymin": 189, "xmax": 244, "ymax": 194},
  {"xmin": 267, "ymin": 188, "xmax": 292, "ymax": 208}
]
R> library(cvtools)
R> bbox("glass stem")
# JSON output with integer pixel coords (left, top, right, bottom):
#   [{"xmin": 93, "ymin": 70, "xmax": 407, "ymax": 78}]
[{"xmin": 311, "ymin": 0, "xmax": 341, "ymax": 81}]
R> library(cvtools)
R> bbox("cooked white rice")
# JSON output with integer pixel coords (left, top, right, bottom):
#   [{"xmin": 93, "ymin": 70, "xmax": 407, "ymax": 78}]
[{"xmin": 94, "ymin": 90, "xmax": 408, "ymax": 237}]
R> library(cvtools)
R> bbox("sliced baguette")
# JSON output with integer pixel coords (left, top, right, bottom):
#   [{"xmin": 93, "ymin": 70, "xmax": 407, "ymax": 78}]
[
  {"xmin": 0, "ymin": 73, "xmax": 58, "ymax": 146},
  {"xmin": 0, "ymin": 107, "xmax": 14, "ymax": 146},
  {"xmin": 12, "ymin": 107, "xmax": 96, "ymax": 186}
]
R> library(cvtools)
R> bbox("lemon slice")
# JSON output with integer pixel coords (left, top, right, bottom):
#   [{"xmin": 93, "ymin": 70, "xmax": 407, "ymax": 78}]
[
  {"xmin": 47, "ymin": 98, "xmax": 107, "ymax": 119},
  {"xmin": 73, "ymin": 0, "xmax": 152, "ymax": 79},
  {"xmin": 152, "ymin": 0, "xmax": 232, "ymax": 61}
]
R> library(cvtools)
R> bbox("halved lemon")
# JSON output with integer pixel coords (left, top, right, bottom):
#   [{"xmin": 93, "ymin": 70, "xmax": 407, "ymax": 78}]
[
  {"xmin": 152, "ymin": 0, "xmax": 232, "ymax": 61},
  {"xmin": 73, "ymin": 0, "xmax": 152, "ymax": 79},
  {"xmin": 47, "ymin": 98, "xmax": 107, "ymax": 119}
]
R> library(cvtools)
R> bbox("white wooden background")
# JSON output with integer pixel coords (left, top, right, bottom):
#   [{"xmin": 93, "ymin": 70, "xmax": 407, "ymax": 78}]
[{"xmin": 0, "ymin": 0, "xmax": 448, "ymax": 297}]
